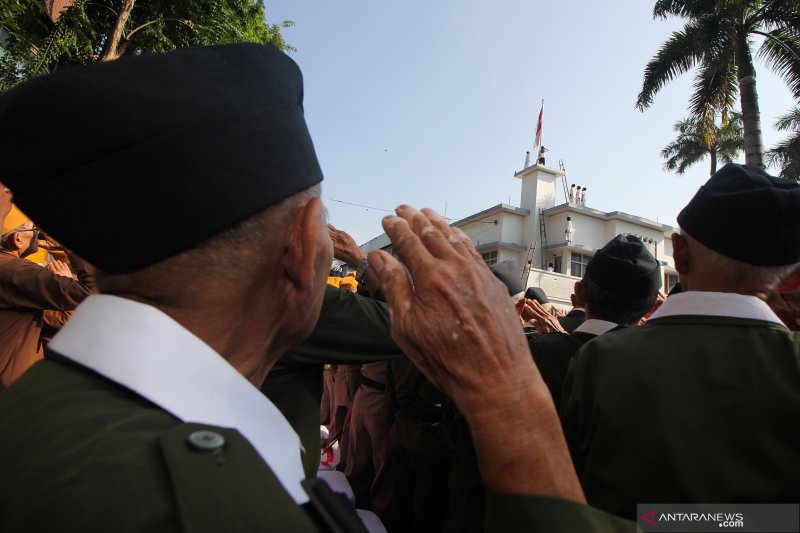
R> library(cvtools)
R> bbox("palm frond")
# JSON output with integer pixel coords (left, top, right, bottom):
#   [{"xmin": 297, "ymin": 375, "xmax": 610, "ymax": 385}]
[
  {"xmin": 688, "ymin": 46, "xmax": 737, "ymax": 122},
  {"xmin": 637, "ymin": 22, "xmax": 716, "ymax": 110},
  {"xmin": 756, "ymin": 29, "xmax": 800, "ymax": 100},
  {"xmin": 758, "ymin": 0, "xmax": 800, "ymax": 39},
  {"xmin": 774, "ymin": 106, "xmax": 800, "ymax": 131},
  {"xmin": 653, "ymin": 0, "xmax": 718, "ymax": 20}
]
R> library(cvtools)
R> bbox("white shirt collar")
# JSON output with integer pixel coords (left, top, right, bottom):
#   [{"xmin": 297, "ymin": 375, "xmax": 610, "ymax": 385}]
[
  {"xmin": 649, "ymin": 291, "xmax": 787, "ymax": 328},
  {"xmin": 49, "ymin": 294, "xmax": 309, "ymax": 504},
  {"xmin": 573, "ymin": 318, "xmax": 618, "ymax": 336}
]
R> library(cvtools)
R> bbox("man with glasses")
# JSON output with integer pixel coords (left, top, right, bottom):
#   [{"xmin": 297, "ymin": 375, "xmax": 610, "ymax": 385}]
[{"xmin": 0, "ymin": 207, "xmax": 95, "ymax": 389}]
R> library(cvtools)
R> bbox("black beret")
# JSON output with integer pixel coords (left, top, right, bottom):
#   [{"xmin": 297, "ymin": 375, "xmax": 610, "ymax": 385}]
[
  {"xmin": 490, "ymin": 260, "xmax": 525, "ymax": 299},
  {"xmin": 585, "ymin": 234, "xmax": 662, "ymax": 298},
  {"xmin": 0, "ymin": 43, "xmax": 322, "ymax": 273},
  {"xmin": 524, "ymin": 286, "xmax": 549, "ymax": 305},
  {"xmin": 677, "ymin": 163, "xmax": 799, "ymax": 266}
]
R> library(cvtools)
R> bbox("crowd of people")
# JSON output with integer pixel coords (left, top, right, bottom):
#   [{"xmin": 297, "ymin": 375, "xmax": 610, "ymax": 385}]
[{"xmin": 0, "ymin": 42, "xmax": 798, "ymax": 533}]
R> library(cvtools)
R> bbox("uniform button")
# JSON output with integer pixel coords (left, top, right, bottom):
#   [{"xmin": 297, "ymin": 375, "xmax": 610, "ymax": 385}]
[{"xmin": 187, "ymin": 430, "xmax": 226, "ymax": 452}]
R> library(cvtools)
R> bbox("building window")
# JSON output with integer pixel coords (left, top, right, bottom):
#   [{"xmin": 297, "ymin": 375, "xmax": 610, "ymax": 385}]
[
  {"xmin": 481, "ymin": 250, "xmax": 498, "ymax": 266},
  {"xmin": 553, "ymin": 256, "xmax": 562, "ymax": 274},
  {"xmin": 570, "ymin": 252, "xmax": 591, "ymax": 278},
  {"xmin": 665, "ymin": 273, "xmax": 679, "ymax": 293}
]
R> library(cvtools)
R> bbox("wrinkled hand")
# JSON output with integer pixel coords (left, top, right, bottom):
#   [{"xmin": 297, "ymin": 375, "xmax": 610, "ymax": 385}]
[
  {"xmin": 368, "ymin": 205, "xmax": 584, "ymax": 500},
  {"xmin": 328, "ymin": 224, "xmax": 365, "ymax": 268},
  {"xmin": 368, "ymin": 205, "xmax": 532, "ymax": 405},
  {"xmin": 522, "ymin": 299, "xmax": 567, "ymax": 335},
  {"xmin": 46, "ymin": 260, "xmax": 75, "ymax": 279}
]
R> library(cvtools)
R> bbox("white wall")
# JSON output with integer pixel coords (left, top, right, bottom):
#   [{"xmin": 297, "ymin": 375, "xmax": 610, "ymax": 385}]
[{"xmin": 527, "ymin": 269, "xmax": 575, "ymax": 308}]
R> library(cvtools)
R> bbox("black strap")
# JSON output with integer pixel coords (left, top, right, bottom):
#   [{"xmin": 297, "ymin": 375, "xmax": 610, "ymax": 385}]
[
  {"xmin": 301, "ymin": 478, "xmax": 369, "ymax": 533},
  {"xmin": 360, "ymin": 375, "xmax": 385, "ymax": 392}
]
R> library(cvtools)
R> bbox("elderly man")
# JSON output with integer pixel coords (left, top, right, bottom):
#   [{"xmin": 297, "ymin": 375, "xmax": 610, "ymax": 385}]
[
  {"xmin": 0, "ymin": 44, "xmax": 633, "ymax": 532},
  {"xmin": 0, "ymin": 206, "xmax": 94, "ymax": 389},
  {"xmin": 561, "ymin": 163, "xmax": 800, "ymax": 519},
  {"xmin": 531, "ymin": 234, "xmax": 661, "ymax": 407}
]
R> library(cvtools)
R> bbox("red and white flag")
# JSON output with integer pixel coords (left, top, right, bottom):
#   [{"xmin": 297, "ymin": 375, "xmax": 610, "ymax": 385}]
[{"xmin": 534, "ymin": 101, "xmax": 543, "ymax": 147}]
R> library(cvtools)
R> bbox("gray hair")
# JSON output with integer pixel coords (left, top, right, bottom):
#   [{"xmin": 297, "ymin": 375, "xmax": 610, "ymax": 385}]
[{"xmin": 681, "ymin": 230, "xmax": 800, "ymax": 293}]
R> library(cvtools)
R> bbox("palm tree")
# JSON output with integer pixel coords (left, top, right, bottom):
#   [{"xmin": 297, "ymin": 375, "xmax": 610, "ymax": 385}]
[
  {"xmin": 662, "ymin": 112, "xmax": 744, "ymax": 175},
  {"xmin": 766, "ymin": 106, "xmax": 800, "ymax": 180},
  {"xmin": 636, "ymin": 0, "xmax": 800, "ymax": 168}
]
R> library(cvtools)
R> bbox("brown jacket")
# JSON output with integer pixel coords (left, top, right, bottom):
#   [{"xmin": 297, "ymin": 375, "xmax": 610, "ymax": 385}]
[{"xmin": 0, "ymin": 253, "xmax": 94, "ymax": 389}]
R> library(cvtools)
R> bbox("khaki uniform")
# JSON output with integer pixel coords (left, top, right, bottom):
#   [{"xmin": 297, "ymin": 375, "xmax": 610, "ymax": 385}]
[{"xmin": 0, "ymin": 252, "xmax": 93, "ymax": 389}]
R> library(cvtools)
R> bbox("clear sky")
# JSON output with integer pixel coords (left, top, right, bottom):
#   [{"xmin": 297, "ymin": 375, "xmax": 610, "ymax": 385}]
[{"xmin": 265, "ymin": 0, "xmax": 796, "ymax": 245}]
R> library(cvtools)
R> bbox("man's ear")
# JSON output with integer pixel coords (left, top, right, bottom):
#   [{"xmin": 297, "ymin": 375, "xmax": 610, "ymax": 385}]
[
  {"xmin": 574, "ymin": 280, "xmax": 586, "ymax": 308},
  {"xmin": 283, "ymin": 197, "xmax": 326, "ymax": 296},
  {"xmin": 10, "ymin": 231, "xmax": 24, "ymax": 251},
  {"xmin": 671, "ymin": 233, "xmax": 690, "ymax": 276}
]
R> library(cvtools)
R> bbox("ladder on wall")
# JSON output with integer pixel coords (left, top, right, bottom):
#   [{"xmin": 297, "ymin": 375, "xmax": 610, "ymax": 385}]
[
  {"xmin": 559, "ymin": 159, "xmax": 570, "ymax": 204},
  {"xmin": 539, "ymin": 209, "xmax": 548, "ymax": 269},
  {"xmin": 521, "ymin": 243, "xmax": 535, "ymax": 282}
]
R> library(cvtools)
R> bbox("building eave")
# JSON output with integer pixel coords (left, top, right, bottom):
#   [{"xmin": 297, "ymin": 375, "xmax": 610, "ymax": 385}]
[
  {"xmin": 451, "ymin": 204, "xmax": 530, "ymax": 227},
  {"xmin": 542, "ymin": 203, "xmax": 677, "ymax": 233},
  {"xmin": 475, "ymin": 240, "xmax": 528, "ymax": 252}
]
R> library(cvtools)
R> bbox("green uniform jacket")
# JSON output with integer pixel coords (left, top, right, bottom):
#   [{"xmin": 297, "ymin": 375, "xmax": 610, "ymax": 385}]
[
  {"xmin": 561, "ymin": 315, "xmax": 800, "ymax": 520},
  {"xmin": 0, "ymin": 357, "xmax": 319, "ymax": 533},
  {"xmin": 262, "ymin": 285, "xmax": 403, "ymax": 476},
  {"xmin": 0, "ymin": 355, "xmax": 633, "ymax": 533},
  {"xmin": 529, "ymin": 331, "xmax": 596, "ymax": 409},
  {"xmin": 557, "ymin": 309, "xmax": 586, "ymax": 334}
]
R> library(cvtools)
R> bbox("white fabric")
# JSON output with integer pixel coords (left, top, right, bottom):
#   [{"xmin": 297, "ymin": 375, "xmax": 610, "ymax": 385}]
[
  {"xmin": 49, "ymin": 294, "xmax": 309, "ymax": 504},
  {"xmin": 649, "ymin": 291, "xmax": 787, "ymax": 328},
  {"xmin": 317, "ymin": 470, "xmax": 355, "ymax": 504},
  {"xmin": 573, "ymin": 318, "xmax": 618, "ymax": 336},
  {"xmin": 355, "ymin": 510, "xmax": 388, "ymax": 533}
]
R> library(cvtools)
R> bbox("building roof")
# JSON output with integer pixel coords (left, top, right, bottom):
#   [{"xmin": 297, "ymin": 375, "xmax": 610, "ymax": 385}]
[
  {"xmin": 543, "ymin": 203, "xmax": 677, "ymax": 233},
  {"xmin": 451, "ymin": 203, "xmax": 530, "ymax": 227}
]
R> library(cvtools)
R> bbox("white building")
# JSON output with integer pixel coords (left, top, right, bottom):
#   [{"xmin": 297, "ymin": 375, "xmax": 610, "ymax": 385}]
[{"xmin": 361, "ymin": 161, "xmax": 679, "ymax": 311}]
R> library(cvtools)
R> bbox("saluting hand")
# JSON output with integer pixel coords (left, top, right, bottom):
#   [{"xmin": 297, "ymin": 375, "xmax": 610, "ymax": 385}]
[
  {"xmin": 328, "ymin": 224, "xmax": 365, "ymax": 267},
  {"xmin": 368, "ymin": 205, "xmax": 585, "ymax": 501}
]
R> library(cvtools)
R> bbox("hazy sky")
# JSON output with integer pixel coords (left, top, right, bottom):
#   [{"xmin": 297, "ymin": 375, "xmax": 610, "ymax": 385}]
[{"xmin": 266, "ymin": 1, "xmax": 796, "ymax": 244}]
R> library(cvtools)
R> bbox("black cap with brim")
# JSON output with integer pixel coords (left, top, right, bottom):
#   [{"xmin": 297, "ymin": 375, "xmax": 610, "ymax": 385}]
[
  {"xmin": 585, "ymin": 234, "xmax": 661, "ymax": 298},
  {"xmin": 524, "ymin": 286, "xmax": 549, "ymax": 305},
  {"xmin": 677, "ymin": 163, "xmax": 799, "ymax": 266},
  {"xmin": 491, "ymin": 260, "xmax": 525, "ymax": 300},
  {"xmin": 0, "ymin": 43, "xmax": 323, "ymax": 273}
]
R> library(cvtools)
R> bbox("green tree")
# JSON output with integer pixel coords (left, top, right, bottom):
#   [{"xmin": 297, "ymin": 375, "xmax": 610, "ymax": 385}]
[
  {"xmin": 766, "ymin": 106, "xmax": 800, "ymax": 180},
  {"xmin": 662, "ymin": 112, "xmax": 744, "ymax": 175},
  {"xmin": 636, "ymin": 0, "xmax": 800, "ymax": 168},
  {"xmin": 0, "ymin": 0, "xmax": 293, "ymax": 91}
]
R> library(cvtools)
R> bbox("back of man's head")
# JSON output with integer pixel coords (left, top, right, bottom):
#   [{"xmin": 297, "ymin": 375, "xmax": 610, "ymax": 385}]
[
  {"xmin": 676, "ymin": 163, "xmax": 800, "ymax": 292},
  {"xmin": 582, "ymin": 234, "xmax": 662, "ymax": 324}
]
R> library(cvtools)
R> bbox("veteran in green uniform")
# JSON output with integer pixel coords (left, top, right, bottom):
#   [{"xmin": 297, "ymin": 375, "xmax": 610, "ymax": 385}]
[
  {"xmin": 561, "ymin": 163, "xmax": 800, "ymax": 520},
  {"xmin": 531, "ymin": 233, "xmax": 661, "ymax": 408},
  {"xmin": 0, "ymin": 42, "xmax": 634, "ymax": 533}
]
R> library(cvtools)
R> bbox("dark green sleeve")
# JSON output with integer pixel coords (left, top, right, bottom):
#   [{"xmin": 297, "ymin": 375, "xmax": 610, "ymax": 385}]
[
  {"xmin": 485, "ymin": 492, "xmax": 636, "ymax": 532},
  {"xmin": 289, "ymin": 285, "xmax": 403, "ymax": 364}
]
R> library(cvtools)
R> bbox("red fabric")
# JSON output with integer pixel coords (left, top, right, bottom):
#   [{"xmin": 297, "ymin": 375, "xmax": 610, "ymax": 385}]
[{"xmin": 534, "ymin": 103, "xmax": 543, "ymax": 147}]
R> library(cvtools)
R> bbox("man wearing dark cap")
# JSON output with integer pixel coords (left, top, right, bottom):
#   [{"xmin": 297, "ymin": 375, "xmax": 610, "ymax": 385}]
[
  {"xmin": 0, "ymin": 44, "xmax": 359, "ymax": 531},
  {"xmin": 561, "ymin": 163, "xmax": 800, "ymax": 520},
  {"xmin": 0, "ymin": 42, "xmax": 639, "ymax": 533},
  {"xmin": 530, "ymin": 234, "xmax": 661, "ymax": 408}
]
